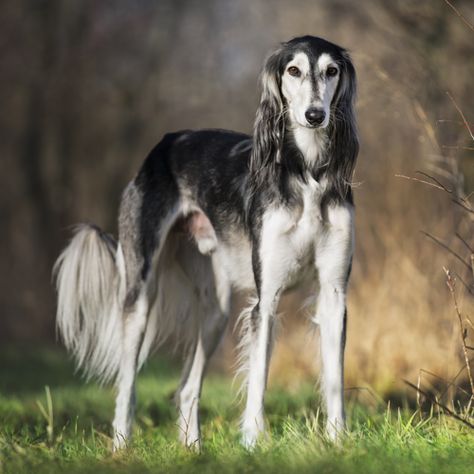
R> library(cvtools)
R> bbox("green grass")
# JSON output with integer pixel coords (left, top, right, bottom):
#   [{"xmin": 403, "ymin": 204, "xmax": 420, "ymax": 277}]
[{"xmin": 1, "ymin": 348, "xmax": 473, "ymax": 473}]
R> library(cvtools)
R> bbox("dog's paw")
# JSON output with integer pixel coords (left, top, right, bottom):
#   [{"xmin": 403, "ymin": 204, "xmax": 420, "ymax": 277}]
[{"xmin": 240, "ymin": 417, "xmax": 267, "ymax": 450}]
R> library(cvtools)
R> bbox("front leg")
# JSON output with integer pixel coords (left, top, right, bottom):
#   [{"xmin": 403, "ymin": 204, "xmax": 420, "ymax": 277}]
[
  {"xmin": 314, "ymin": 203, "xmax": 354, "ymax": 441},
  {"xmin": 240, "ymin": 300, "xmax": 276, "ymax": 448},
  {"xmin": 241, "ymin": 210, "xmax": 293, "ymax": 448}
]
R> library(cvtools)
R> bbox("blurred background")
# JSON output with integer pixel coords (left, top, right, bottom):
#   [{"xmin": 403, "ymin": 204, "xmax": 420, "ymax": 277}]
[{"xmin": 1, "ymin": 0, "xmax": 473, "ymax": 398}]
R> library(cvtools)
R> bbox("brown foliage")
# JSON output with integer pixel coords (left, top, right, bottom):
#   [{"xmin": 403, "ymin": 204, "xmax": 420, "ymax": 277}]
[{"xmin": 1, "ymin": 0, "xmax": 473, "ymax": 394}]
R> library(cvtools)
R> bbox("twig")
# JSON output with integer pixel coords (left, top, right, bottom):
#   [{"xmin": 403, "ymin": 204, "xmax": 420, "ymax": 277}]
[
  {"xmin": 404, "ymin": 380, "xmax": 474, "ymax": 429},
  {"xmin": 421, "ymin": 231, "xmax": 471, "ymax": 271},
  {"xmin": 396, "ymin": 171, "xmax": 474, "ymax": 219},
  {"xmin": 442, "ymin": 145, "xmax": 474, "ymax": 151},
  {"xmin": 444, "ymin": 268, "xmax": 474, "ymax": 400},
  {"xmin": 444, "ymin": 0, "xmax": 474, "ymax": 33},
  {"xmin": 416, "ymin": 170, "xmax": 453, "ymax": 193},
  {"xmin": 446, "ymin": 91, "xmax": 474, "ymax": 141},
  {"xmin": 465, "ymin": 315, "xmax": 474, "ymax": 331},
  {"xmin": 437, "ymin": 356, "xmax": 474, "ymax": 400},
  {"xmin": 452, "ymin": 198, "xmax": 474, "ymax": 215},
  {"xmin": 417, "ymin": 371, "xmax": 422, "ymax": 408},
  {"xmin": 395, "ymin": 174, "xmax": 446, "ymax": 191},
  {"xmin": 451, "ymin": 270, "xmax": 474, "ymax": 296},
  {"xmin": 455, "ymin": 232, "xmax": 474, "ymax": 253},
  {"xmin": 438, "ymin": 119, "xmax": 474, "ymax": 127},
  {"xmin": 413, "ymin": 100, "xmax": 442, "ymax": 150},
  {"xmin": 420, "ymin": 368, "xmax": 473, "ymax": 400}
]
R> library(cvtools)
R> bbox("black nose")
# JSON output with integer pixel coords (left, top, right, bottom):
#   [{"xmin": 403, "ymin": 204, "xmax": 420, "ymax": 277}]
[{"xmin": 305, "ymin": 108, "xmax": 325, "ymax": 126}]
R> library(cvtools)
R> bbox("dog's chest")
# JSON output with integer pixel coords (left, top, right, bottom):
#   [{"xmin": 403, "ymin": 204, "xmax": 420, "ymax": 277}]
[
  {"xmin": 262, "ymin": 178, "xmax": 325, "ymax": 287},
  {"xmin": 289, "ymin": 177, "xmax": 325, "ymax": 246},
  {"xmin": 215, "ymin": 179, "xmax": 325, "ymax": 292}
]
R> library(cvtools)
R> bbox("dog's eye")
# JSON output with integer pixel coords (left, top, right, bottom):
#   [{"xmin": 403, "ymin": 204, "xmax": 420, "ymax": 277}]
[
  {"xmin": 287, "ymin": 66, "xmax": 301, "ymax": 77},
  {"xmin": 326, "ymin": 67, "xmax": 338, "ymax": 77}
]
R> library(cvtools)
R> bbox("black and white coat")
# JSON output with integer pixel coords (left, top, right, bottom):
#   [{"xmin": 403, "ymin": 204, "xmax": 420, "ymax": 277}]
[{"xmin": 55, "ymin": 35, "xmax": 359, "ymax": 450}]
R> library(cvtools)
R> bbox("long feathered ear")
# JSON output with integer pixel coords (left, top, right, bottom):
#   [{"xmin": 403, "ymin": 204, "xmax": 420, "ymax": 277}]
[
  {"xmin": 327, "ymin": 50, "xmax": 359, "ymax": 200},
  {"xmin": 249, "ymin": 48, "xmax": 285, "ymax": 188}
]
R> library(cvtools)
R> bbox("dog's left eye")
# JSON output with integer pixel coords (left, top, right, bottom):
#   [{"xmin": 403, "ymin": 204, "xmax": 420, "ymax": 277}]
[{"xmin": 326, "ymin": 67, "xmax": 338, "ymax": 77}]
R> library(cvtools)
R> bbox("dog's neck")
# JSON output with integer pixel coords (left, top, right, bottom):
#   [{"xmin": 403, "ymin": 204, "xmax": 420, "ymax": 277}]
[{"xmin": 289, "ymin": 125, "xmax": 328, "ymax": 167}]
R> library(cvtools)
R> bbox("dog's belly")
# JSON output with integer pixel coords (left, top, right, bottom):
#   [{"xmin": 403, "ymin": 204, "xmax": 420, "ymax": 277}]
[{"xmin": 212, "ymin": 232, "xmax": 256, "ymax": 291}]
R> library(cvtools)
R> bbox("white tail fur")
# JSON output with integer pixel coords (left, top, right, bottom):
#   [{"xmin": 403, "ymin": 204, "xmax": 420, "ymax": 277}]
[{"xmin": 54, "ymin": 224, "xmax": 125, "ymax": 384}]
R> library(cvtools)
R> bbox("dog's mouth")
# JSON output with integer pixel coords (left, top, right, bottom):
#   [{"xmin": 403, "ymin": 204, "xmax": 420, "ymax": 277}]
[
  {"xmin": 304, "ymin": 123, "xmax": 326, "ymax": 129},
  {"xmin": 290, "ymin": 121, "xmax": 326, "ymax": 131},
  {"xmin": 298, "ymin": 120, "xmax": 328, "ymax": 130}
]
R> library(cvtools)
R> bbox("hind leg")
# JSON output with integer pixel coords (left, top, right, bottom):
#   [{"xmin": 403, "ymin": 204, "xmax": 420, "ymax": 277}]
[
  {"xmin": 176, "ymin": 309, "xmax": 229, "ymax": 449},
  {"xmin": 176, "ymin": 266, "xmax": 230, "ymax": 449},
  {"xmin": 112, "ymin": 285, "xmax": 149, "ymax": 450},
  {"xmin": 113, "ymin": 179, "xmax": 181, "ymax": 450}
]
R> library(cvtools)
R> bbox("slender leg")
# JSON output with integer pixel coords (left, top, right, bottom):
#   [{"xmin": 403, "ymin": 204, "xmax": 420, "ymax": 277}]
[
  {"xmin": 317, "ymin": 286, "xmax": 347, "ymax": 439},
  {"xmin": 314, "ymin": 204, "xmax": 354, "ymax": 441},
  {"xmin": 177, "ymin": 337, "xmax": 206, "ymax": 449},
  {"xmin": 240, "ymin": 300, "xmax": 276, "ymax": 448},
  {"xmin": 241, "ymin": 210, "xmax": 290, "ymax": 448},
  {"xmin": 177, "ymin": 309, "xmax": 229, "ymax": 449},
  {"xmin": 112, "ymin": 289, "xmax": 149, "ymax": 450}
]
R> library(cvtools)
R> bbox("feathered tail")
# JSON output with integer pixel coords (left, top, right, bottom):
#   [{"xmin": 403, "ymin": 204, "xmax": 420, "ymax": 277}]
[{"xmin": 53, "ymin": 223, "xmax": 125, "ymax": 384}]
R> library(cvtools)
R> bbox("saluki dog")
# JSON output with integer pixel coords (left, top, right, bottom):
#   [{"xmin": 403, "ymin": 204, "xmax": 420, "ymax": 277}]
[{"xmin": 54, "ymin": 35, "xmax": 358, "ymax": 450}]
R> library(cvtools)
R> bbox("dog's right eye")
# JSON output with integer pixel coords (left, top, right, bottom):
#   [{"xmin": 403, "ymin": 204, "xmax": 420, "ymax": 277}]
[{"xmin": 287, "ymin": 66, "xmax": 301, "ymax": 77}]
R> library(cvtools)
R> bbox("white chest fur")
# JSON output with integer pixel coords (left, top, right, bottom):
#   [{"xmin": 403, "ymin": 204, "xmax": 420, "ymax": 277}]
[
  {"xmin": 259, "ymin": 177, "xmax": 327, "ymax": 289},
  {"xmin": 211, "ymin": 178, "xmax": 327, "ymax": 293}
]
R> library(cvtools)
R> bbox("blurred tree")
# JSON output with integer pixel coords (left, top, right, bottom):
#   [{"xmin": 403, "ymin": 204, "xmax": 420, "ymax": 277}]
[{"xmin": 0, "ymin": 0, "xmax": 472, "ymax": 392}]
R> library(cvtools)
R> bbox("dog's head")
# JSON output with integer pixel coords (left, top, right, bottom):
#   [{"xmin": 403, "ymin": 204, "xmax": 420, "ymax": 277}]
[
  {"xmin": 260, "ymin": 36, "xmax": 356, "ymax": 131},
  {"xmin": 250, "ymin": 36, "xmax": 358, "ymax": 199}
]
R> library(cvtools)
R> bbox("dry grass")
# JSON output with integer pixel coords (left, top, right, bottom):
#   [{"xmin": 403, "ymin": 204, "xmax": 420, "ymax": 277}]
[{"xmin": 218, "ymin": 2, "xmax": 474, "ymax": 398}]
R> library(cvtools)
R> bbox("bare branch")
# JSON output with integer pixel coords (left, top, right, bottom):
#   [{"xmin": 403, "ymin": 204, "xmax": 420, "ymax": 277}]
[
  {"xmin": 452, "ymin": 198, "xmax": 474, "ymax": 215},
  {"xmin": 442, "ymin": 145, "xmax": 474, "ymax": 152},
  {"xmin": 421, "ymin": 231, "xmax": 472, "ymax": 271},
  {"xmin": 465, "ymin": 315, "xmax": 474, "ymax": 331},
  {"xmin": 451, "ymin": 270, "xmax": 474, "ymax": 296},
  {"xmin": 404, "ymin": 380, "xmax": 474, "ymax": 429},
  {"xmin": 446, "ymin": 91, "xmax": 474, "ymax": 141},
  {"xmin": 395, "ymin": 174, "xmax": 446, "ymax": 191},
  {"xmin": 444, "ymin": 0, "xmax": 474, "ymax": 33},
  {"xmin": 444, "ymin": 267, "xmax": 474, "ymax": 398},
  {"xmin": 438, "ymin": 358, "xmax": 474, "ymax": 400},
  {"xmin": 416, "ymin": 171, "xmax": 453, "ymax": 193},
  {"xmin": 438, "ymin": 119, "xmax": 474, "ymax": 127},
  {"xmin": 420, "ymin": 368, "xmax": 473, "ymax": 399},
  {"xmin": 455, "ymin": 232, "xmax": 474, "ymax": 253}
]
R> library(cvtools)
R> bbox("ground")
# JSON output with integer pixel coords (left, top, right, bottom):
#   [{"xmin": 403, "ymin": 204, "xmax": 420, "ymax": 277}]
[{"xmin": 1, "ymin": 348, "xmax": 473, "ymax": 473}]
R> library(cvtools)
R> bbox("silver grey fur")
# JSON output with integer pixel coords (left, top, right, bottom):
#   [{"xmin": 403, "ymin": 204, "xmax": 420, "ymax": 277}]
[
  {"xmin": 54, "ymin": 223, "xmax": 124, "ymax": 383},
  {"xmin": 54, "ymin": 35, "xmax": 358, "ymax": 450}
]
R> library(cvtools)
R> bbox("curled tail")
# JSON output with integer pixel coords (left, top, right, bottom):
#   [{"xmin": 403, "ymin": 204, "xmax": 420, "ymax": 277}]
[{"xmin": 54, "ymin": 223, "xmax": 125, "ymax": 384}]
